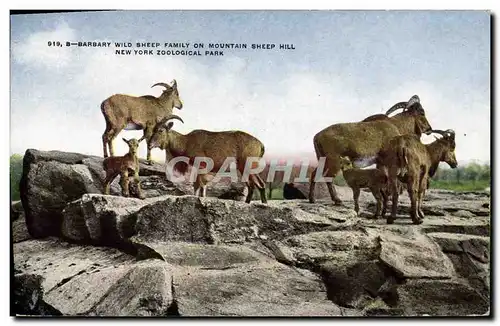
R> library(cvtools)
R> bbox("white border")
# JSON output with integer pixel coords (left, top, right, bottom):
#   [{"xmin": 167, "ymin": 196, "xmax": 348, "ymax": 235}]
[{"xmin": 3, "ymin": 1, "xmax": 497, "ymax": 325}]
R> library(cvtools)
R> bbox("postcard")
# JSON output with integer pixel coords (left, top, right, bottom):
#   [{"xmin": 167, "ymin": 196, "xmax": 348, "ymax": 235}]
[{"xmin": 10, "ymin": 9, "xmax": 491, "ymax": 317}]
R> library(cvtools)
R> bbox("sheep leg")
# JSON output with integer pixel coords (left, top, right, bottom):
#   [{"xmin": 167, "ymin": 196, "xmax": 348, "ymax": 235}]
[
  {"xmin": 194, "ymin": 178, "xmax": 202, "ymax": 197},
  {"xmin": 268, "ymin": 186, "xmax": 273, "ymax": 200},
  {"xmin": 252, "ymin": 174, "xmax": 267, "ymax": 204},
  {"xmin": 245, "ymin": 181, "xmax": 255, "ymax": 203},
  {"xmin": 352, "ymin": 187, "xmax": 361, "ymax": 216},
  {"xmin": 371, "ymin": 187, "xmax": 383, "ymax": 219},
  {"xmin": 407, "ymin": 178, "xmax": 422, "ymax": 225},
  {"xmin": 387, "ymin": 167, "xmax": 400, "ymax": 224},
  {"xmin": 381, "ymin": 188, "xmax": 389, "ymax": 218},
  {"xmin": 417, "ymin": 171, "xmax": 428, "ymax": 219},
  {"xmin": 103, "ymin": 171, "xmax": 119, "ymax": 195},
  {"xmin": 308, "ymin": 167, "xmax": 318, "ymax": 203},
  {"xmin": 327, "ymin": 182, "xmax": 342, "ymax": 205},
  {"xmin": 102, "ymin": 125, "xmax": 111, "ymax": 158},
  {"xmin": 134, "ymin": 171, "xmax": 145, "ymax": 199},
  {"xmin": 143, "ymin": 127, "xmax": 154, "ymax": 165},
  {"xmin": 120, "ymin": 170, "xmax": 130, "ymax": 197},
  {"xmin": 107, "ymin": 127, "xmax": 123, "ymax": 157}
]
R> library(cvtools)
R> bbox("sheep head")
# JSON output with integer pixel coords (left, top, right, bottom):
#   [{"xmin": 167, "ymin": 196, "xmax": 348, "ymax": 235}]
[
  {"xmin": 339, "ymin": 156, "xmax": 354, "ymax": 171},
  {"xmin": 149, "ymin": 114, "xmax": 184, "ymax": 150},
  {"xmin": 430, "ymin": 129, "xmax": 457, "ymax": 168},
  {"xmin": 152, "ymin": 79, "xmax": 183, "ymax": 110},
  {"xmin": 122, "ymin": 137, "xmax": 143, "ymax": 155},
  {"xmin": 385, "ymin": 95, "xmax": 425, "ymax": 116}
]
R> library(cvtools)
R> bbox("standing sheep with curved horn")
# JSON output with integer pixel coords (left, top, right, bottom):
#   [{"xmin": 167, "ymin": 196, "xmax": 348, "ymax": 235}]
[
  {"xmin": 101, "ymin": 80, "xmax": 183, "ymax": 163},
  {"xmin": 149, "ymin": 115, "xmax": 268, "ymax": 204},
  {"xmin": 309, "ymin": 95, "xmax": 433, "ymax": 205}
]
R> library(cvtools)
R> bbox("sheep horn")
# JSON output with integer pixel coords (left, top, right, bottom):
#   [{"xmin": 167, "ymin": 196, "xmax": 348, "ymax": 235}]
[
  {"xmin": 404, "ymin": 95, "xmax": 420, "ymax": 111},
  {"xmin": 171, "ymin": 79, "xmax": 177, "ymax": 88},
  {"xmin": 160, "ymin": 114, "xmax": 184, "ymax": 125},
  {"xmin": 445, "ymin": 129, "xmax": 456, "ymax": 139},
  {"xmin": 385, "ymin": 102, "xmax": 407, "ymax": 115},
  {"xmin": 429, "ymin": 129, "xmax": 448, "ymax": 137},
  {"xmin": 151, "ymin": 82, "xmax": 171, "ymax": 89}
]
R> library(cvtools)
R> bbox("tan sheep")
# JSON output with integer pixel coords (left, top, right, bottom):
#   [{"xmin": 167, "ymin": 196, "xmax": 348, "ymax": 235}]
[
  {"xmin": 339, "ymin": 156, "xmax": 388, "ymax": 218},
  {"xmin": 149, "ymin": 115, "xmax": 268, "ymax": 203},
  {"xmin": 101, "ymin": 80, "xmax": 183, "ymax": 163},
  {"xmin": 309, "ymin": 95, "xmax": 432, "ymax": 205},
  {"xmin": 377, "ymin": 129, "xmax": 458, "ymax": 224},
  {"xmin": 102, "ymin": 138, "xmax": 145, "ymax": 199}
]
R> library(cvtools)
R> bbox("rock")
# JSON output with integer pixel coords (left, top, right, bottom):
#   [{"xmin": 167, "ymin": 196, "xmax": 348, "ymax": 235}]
[
  {"xmin": 13, "ymin": 238, "xmax": 174, "ymax": 316},
  {"xmin": 453, "ymin": 210, "xmax": 475, "ymax": 218},
  {"xmin": 320, "ymin": 260, "xmax": 387, "ymax": 309},
  {"xmin": 132, "ymin": 240, "xmax": 272, "ymax": 269},
  {"xmin": 133, "ymin": 196, "xmax": 356, "ymax": 245},
  {"xmin": 428, "ymin": 233, "xmax": 490, "ymax": 300},
  {"xmin": 20, "ymin": 148, "xmax": 195, "ymax": 238},
  {"xmin": 11, "ymin": 200, "xmax": 23, "ymax": 220},
  {"xmin": 205, "ymin": 178, "xmax": 248, "ymax": 201},
  {"xmin": 20, "ymin": 159, "xmax": 101, "ymax": 238},
  {"xmin": 13, "ymin": 273, "xmax": 61, "ymax": 316},
  {"xmin": 392, "ymin": 279, "xmax": 489, "ymax": 316},
  {"xmin": 293, "ymin": 182, "xmax": 332, "ymax": 200},
  {"xmin": 283, "ymin": 183, "xmax": 307, "ymax": 199},
  {"xmin": 173, "ymin": 264, "xmax": 342, "ymax": 316},
  {"xmin": 89, "ymin": 259, "xmax": 173, "ymax": 316},
  {"xmin": 61, "ymin": 194, "xmax": 153, "ymax": 246},
  {"xmin": 12, "ymin": 214, "xmax": 31, "ymax": 243},
  {"xmin": 378, "ymin": 227, "xmax": 456, "ymax": 279}
]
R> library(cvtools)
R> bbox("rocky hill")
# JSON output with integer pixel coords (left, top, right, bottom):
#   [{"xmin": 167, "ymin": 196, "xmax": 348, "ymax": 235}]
[{"xmin": 12, "ymin": 149, "xmax": 491, "ymax": 317}]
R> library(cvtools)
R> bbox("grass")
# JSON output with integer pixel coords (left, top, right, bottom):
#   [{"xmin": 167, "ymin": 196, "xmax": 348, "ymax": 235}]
[{"xmin": 429, "ymin": 179, "xmax": 490, "ymax": 192}]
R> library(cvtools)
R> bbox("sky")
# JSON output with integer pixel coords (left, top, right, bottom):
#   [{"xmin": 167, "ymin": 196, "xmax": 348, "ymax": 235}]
[{"xmin": 10, "ymin": 10, "xmax": 491, "ymax": 164}]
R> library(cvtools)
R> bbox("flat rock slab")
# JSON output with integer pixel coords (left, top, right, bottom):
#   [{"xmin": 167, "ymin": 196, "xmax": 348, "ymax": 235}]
[
  {"xmin": 131, "ymin": 240, "xmax": 275, "ymax": 269},
  {"xmin": 394, "ymin": 279, "xmax": 489, "ymax": 316},
  {"xmin": 13, "ymin": 238, "xmax": 174, "ymax": 316},
  {"xmin": 376, "ymin": 227, "xmax": 456, "ymax": 279},
  {"xmin": 428, "ymin": 233, "xmax": 490, "ymax": 263},
  {"xmin": 133, "ymin": 195, "xmax": 357, "ymax": 245},
  {"xmin": 173, "ymin": 263, "xmax": 341, "ymax": 316},
  {"xmin": 61, "ymin": 194, "xmax": 155, "ymax": 244},
  {"xmin": 266, "ymin": 230, "xmax": 379, "ymax": 268}
]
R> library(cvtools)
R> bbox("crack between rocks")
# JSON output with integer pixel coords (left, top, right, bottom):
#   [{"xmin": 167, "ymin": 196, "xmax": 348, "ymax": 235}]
[{"xmin": 46, "ymin": 269, "xmax": 87, "ymax": 294}]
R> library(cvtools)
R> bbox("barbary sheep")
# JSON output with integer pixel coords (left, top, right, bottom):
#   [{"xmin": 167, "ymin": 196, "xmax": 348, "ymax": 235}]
[
  {"xmin": 309, "ymin": 95, "xmax": 432, "ymax": 205},
  {"xmin": 149, "ymin": 115, "xmax": 268, "ymax": 203},
  {"xmin": 377, "ymin": 129, "xmax": 457, "ymax": 224},
  {"xmin": 101, "ymin": 80, "xmax": 183, "ymax": 163},
  {"xmin": 102, "ymin": 138, "xmax": 145, "ymax": 199},
  {"xmin": 339, "ymin": 156, "xmax": 388, "ymax": 218}
]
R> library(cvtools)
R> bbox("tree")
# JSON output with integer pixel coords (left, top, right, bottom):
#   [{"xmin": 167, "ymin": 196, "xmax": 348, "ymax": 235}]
[{"xmin": 10, "ymin": 154, "xmax": 24, "ymax": 201}]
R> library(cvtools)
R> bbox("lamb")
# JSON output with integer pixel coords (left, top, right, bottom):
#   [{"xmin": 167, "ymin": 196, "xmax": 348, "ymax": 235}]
[
  {"xmin": 377, "ymin": 129, "xmax": 457, "ymax": 224},
  {"xmin": 309, "ymin": 95, "xmax": 432, "ymax": 205},
  {"xmin": 149, "ymin": 115, "xmax": 268, "ymax": 203},
  {"xmin": 101, "ymin": 80, "xmax": 183, "ymax": 163},
  {"xmin": 339, "ymin": 156, "xmax": 388, "ymax": 218},
  {"xmin": 102, "ymin": 138, "xmax": 145, "ymax": 199}
]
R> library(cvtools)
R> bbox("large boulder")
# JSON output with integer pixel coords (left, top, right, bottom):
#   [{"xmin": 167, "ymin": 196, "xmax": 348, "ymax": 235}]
[
  {"xmin": 19, "ymin": 149, "xmax": 190, "ymax": 238},
  {"xmin": 13, "ymin": 238, "xmax": 174, "ymax": 316}
]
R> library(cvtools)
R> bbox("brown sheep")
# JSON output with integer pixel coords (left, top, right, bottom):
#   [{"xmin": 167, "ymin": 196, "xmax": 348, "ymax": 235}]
[
  {"xmin": 377, "ymin": 129, "xmax": 458, "ymax": 224},
  {"xmin": 101, "ymin": 80, "xmax": 183, "ymax": 163},
  {"xmin": 339, "ymin": 156, "xmax": 388, "ymax": 218},
  {"xmin": 102, "ymin": 138, "xmax": 145, "ymax": 199},
  {"xmin": 149, "ymin": 115, "xmax": 268, "ymax": 203},
  {"xmin": 309, "ymin": 95, "xmax": 432, "ymax": 205}
]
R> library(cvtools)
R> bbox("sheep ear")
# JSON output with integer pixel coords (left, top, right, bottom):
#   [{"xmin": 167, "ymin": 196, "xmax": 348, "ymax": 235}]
[
  {"xmin": 122, "ymin": 138, "xmax": 129, "ymax": 144},
  {"xmin": 166, "ymin": 121, "xmax": 174, "ymax": 130}
]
